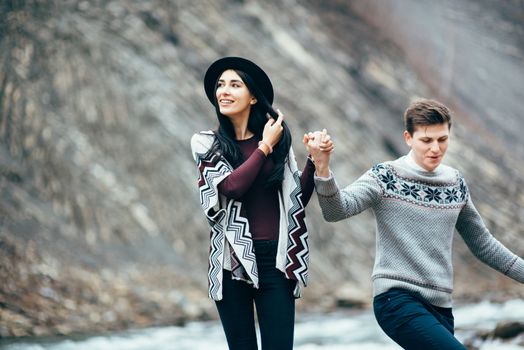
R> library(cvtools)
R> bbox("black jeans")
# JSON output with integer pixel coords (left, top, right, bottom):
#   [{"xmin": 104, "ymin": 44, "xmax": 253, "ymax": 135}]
[
  {"xmin": 215, "ymin": 240, "xmax": 296, "ymax": 350},
  {"xmin": 373, "ymin": 288, "xmax": 467, "ymax": 350}
]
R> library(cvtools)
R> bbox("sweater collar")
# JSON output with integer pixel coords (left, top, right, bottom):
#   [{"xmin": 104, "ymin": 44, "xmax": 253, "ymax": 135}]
[{"xmin": 405, "ymin": 150, "xmax": 442, "ymax": 175}]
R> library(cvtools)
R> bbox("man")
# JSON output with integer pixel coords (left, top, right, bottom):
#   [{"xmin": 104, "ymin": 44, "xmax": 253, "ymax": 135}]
[{"xmin": 305, "ymin": 98, "xmax": 524, "ymax": 349}]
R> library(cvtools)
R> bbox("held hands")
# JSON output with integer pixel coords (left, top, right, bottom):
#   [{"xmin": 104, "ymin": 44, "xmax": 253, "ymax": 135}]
[
  {"xmin": 259, "ymin": 109, "xmax": 284, "ymax": 155},
  {"xmin": 303, "ymin": 128, "xmax": 333, "ymax": 178}
]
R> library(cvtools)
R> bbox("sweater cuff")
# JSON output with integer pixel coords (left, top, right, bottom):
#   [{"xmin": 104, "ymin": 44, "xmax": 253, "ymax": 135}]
[
  {"xmin": 314, "ymin": 171, "xmax": 339, "ymax": 197},
  {"xmin": 507, "ymin": 256, "xmax": 524, "ymax": 283},
  {"xmin": 314, "ymin": 169, "xmax": 333, "ymax": 180}
]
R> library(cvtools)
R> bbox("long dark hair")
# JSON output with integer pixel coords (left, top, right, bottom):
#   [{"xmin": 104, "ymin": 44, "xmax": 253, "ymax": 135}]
[{"xmin": 205, "ymin": 69, "xmax": 292, "ymax": 188}]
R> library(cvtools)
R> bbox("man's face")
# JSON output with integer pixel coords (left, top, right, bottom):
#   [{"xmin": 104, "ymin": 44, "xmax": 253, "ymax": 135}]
[{"xmin": 404, "ymin": 123, "xmax": 449, "ymax": 172}]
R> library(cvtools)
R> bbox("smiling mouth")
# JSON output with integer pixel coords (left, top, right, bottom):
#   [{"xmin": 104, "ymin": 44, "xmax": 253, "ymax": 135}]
[{"xmin": 219, "ymin": 99, "xmax": 234, "ymax": 104}]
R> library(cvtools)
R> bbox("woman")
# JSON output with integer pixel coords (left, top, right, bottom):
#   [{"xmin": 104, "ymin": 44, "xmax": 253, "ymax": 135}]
[
  {"xmin": 304, "ymin": 98, "xmax": 524, "ymax": 349},
  {"xmin": 191, "ymin": 57, "xmax": 331, "ymax": 349}
]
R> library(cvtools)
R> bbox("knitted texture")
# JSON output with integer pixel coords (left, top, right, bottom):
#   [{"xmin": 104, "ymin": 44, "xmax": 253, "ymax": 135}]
[
  {"xmin": 191, "ymin": 131, "xmax": 311, "ymax": 300},
  {"xmin": 315, "ymin": 155, "xmax": 524, "ymax": 307}
]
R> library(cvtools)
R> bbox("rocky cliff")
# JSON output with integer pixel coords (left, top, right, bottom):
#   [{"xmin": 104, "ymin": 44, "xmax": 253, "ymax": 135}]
[{"xmin": 1, "ymin": 0, "xmax": 523, "ymax": 337}]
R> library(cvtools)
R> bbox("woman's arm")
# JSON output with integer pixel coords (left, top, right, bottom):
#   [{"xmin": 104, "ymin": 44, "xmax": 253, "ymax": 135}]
[
  {"xmin": 218, "ymin": 110, "xmax": 285, "ymax": 199},
  {"xmin": 299, "ymin": 157, "xmax": 316, "ymax": 206},
  {"xmin": 218, "ymin": 149, "xmax": 267, "ymax": 199}
]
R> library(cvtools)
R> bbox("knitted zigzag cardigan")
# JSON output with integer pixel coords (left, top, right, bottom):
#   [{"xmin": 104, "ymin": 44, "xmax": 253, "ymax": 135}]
[{"xmin": 191, "ymin": 131, "xmax": 309, "ymax": 300}]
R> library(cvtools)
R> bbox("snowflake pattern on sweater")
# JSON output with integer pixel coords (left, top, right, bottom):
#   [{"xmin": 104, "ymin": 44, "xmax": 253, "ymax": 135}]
[{"xmin": 371, "ymin": 164, "xmax": 467, "ymax": 208}]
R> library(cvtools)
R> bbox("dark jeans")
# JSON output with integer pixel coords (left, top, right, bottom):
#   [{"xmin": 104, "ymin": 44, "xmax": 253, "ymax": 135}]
[
  {"xmin": 373, "ymin": 288, "xmax": 467, "ymax": 350},
  {"xmin": 215, "ymin": 240, "xmax": 296, "ymax": 350}
]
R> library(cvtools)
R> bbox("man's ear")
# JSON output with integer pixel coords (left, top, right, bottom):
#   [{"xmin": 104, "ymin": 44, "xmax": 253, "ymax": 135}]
[{"xmin": 404, "ymin": 130, "xmax": 412, "ymax": 147}]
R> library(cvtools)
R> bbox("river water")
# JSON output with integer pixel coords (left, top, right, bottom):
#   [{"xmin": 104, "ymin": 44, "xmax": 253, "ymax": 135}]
[{"xmin": 2, "ymin": 299, "xmax": 523, "ymax": 350}]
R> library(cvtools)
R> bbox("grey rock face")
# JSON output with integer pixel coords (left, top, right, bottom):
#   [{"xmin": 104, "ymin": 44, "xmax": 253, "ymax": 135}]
[{"xmin": 0, "ymin": 0, "xmax": 522, "ymax": 336}]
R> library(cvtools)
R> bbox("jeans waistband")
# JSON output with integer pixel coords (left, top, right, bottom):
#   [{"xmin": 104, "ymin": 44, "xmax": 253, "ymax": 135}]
[
  {"xmin": 253, "ymin": 239, "xmax": 278, "ymax": 259},
  {"xmin": 253, "ymin": 239, "xmax": 278, "ymax": 247}
]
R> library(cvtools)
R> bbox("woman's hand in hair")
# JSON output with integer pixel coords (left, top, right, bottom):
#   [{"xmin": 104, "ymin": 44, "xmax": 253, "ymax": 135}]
[{"xmin": 261, "ymin": 109, "xmax": 284, "ymax": 149}]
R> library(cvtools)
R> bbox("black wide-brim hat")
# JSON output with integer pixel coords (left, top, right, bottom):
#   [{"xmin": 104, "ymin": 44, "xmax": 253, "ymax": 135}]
[{"xmin": 204, "ymin": 56, "xmax": 274, "ymax": 105}]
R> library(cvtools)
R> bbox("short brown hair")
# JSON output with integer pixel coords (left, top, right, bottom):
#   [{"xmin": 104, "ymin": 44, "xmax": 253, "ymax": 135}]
[{"xmin": 404, "ymin": 98, "xmax": 452, "ymax": 135}]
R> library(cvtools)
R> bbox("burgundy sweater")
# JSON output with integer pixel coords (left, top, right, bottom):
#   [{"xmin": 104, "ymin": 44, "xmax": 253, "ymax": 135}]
[{"xmin": 218, "ymin": 137, "xmax": 315, "ymax": 240}]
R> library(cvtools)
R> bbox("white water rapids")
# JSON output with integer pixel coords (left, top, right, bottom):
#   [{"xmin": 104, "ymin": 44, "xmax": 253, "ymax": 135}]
[{"xmin": 2, "ymin": 299, "xmax": 523, "ymax": 350}]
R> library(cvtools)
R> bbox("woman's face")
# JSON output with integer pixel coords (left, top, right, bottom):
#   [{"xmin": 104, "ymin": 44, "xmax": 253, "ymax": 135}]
[
  {"xmin": 215, "ymin": 69, "xmax": 256, "ymax": 120},
  {"xmin": 404, "ymin": 123, "xmax": 449, "ymax": 172}
]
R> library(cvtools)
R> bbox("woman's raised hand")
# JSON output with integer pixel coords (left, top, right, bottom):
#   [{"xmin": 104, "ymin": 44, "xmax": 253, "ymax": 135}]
[{"xmin": 261, "ymin": 109, "xmax": 284, "ymax": 148}]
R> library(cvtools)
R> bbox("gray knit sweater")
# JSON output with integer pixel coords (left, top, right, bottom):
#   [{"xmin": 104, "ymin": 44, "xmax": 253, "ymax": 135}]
[{"xmin": 315, "ymin": 153, "xmax": 524, "ymax": 307}]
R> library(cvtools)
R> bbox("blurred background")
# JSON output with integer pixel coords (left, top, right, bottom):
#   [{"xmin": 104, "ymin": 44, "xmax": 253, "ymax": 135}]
[{"xmin": 1, "ymin": 0, "xmax": 523, "ymax": 348}]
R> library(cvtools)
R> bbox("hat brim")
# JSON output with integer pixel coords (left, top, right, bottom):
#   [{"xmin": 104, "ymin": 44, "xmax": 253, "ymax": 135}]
[{"xmin": 204, "ymin": 56, "xmax": 274, "ymax": 105}]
